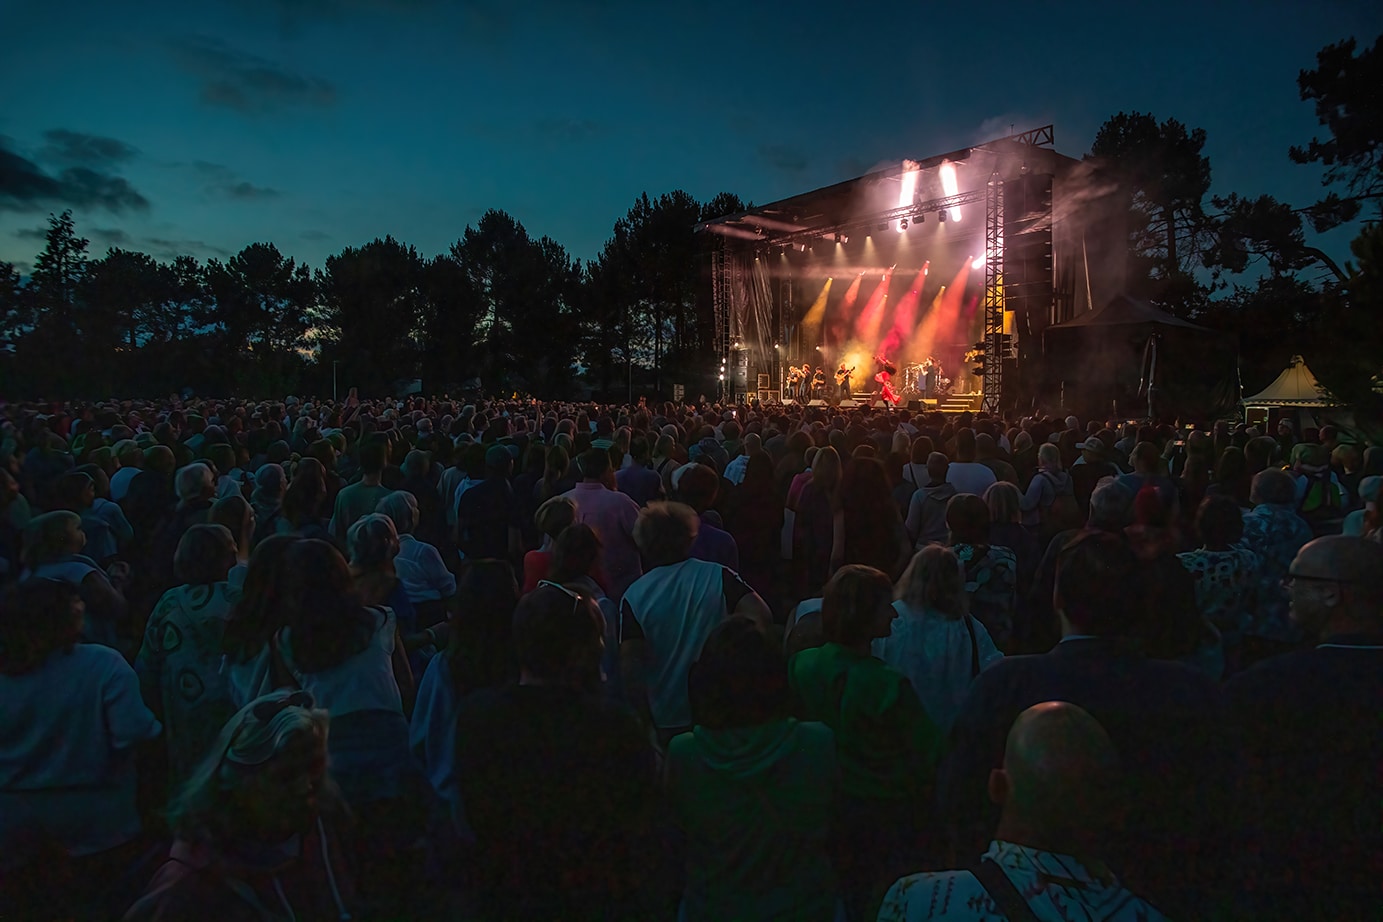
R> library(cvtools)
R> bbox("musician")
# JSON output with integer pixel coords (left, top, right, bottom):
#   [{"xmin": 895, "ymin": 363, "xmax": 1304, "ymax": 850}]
[
  {"xmin": 836, "ymin": 362, "xmax": 854, "ymax": 399},
  {"xmin": 786, "ymin": 364, "xmax": 803, "ymax": 402},
  {"xmin": 874, "ymin": 355, "xmax": 900, "ymax": 406},
  {"xmin": 813, "ymin": 366, "xmax": 827, "ymax": 401},
  {"xmin": 799, "ymin": 363, "xmax": 813, "ymax": 403}
]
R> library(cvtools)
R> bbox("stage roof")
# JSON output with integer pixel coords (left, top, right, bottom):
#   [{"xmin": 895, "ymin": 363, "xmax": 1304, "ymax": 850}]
[
  {"xmin": 1243, "ymin": 355, "xmax": 1332, "ymax": 407},
  {"xmin": 697, "ymin": 126, "xmax": 1081, "ymax": 243},
  {"xmin": 1046, "ymin": 294, "xmax": 1208, "ymax": 331}
]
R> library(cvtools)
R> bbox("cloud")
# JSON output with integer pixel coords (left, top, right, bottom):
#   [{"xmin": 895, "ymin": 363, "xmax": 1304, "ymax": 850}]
[
  {"xmin": 300, "ymin": 229, "xmax": 332, "ymax": 240},
  {"xmin": 0, "ymin": 137, "xmax": 151, "ymax": 214},
  {"xmin": 169, "ymin": 36, "xmax": 337, "ymax": 115},
  {"xmin": 187, "ymin": 160, "xmax": 281, "ymax": 201},
  {"xmin": 91, "ymin": 227, "xmax": 132, "ymax": 248},
  {"xmin": 758, "ymin": 143, "xmax": 809, "ymax": 174},
  {"xmin": 142, "ymin": 236, "xmax": 230, "ymax": 261},
  {"xmin": 14, "ymin": 225, "xmax": 48, "ymax": 242},
  {"xmin": 38, "ymin": 129, "xmax": 139, "ymax": 166}
]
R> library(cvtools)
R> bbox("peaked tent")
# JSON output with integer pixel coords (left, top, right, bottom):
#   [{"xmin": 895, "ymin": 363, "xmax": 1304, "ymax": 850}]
[
  {"xmin": 1242, "ymin": 355, "xmax": 1331, "ymax": 407},
  {"xmin": 1040, "ymin": 294, "xmax": 1239, "ymax": 420}
]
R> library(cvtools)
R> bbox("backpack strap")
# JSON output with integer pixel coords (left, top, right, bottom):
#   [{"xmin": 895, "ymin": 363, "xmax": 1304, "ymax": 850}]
[
  {"xmin": 973, "ymin": 856, "xmax": 1040, "ymax": 922},
  {"xmin": 964, "ymin": 614, "xmax": 980, "ymax": 679}
]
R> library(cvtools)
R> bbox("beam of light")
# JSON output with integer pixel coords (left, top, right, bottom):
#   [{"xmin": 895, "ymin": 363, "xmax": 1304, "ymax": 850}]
[
  {"xmin": 825, "ymin": 273, "xmax": 864, "ymax": 350},
  {"xmin": 799, "ymin": 277, "xmax": 834, "ymax": 346},
  {"xmin": 940, "ymin": 160, "xmax": 963, "ymax": 222},
  {"xmin": 898, "ymin": 162, "xmax": 919, "ymax": 233},
  {"xmin": 880, "ymin": 263, "xmax": 930, "ymax": 356},
  {"xmin": 971, "ymin": 254, "xmax": 985, "ymax": 270},
  {"xmin": 905, "ymin": 260, "xmax": 975, "ymax": 367},
  {"xmin": 854, "ymin": 267, "xmax": 894, "ymax": 348}
]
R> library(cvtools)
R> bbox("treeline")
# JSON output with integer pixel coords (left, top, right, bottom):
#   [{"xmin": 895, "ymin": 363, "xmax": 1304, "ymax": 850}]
[{"xmin": 0, "ymin": 191, "xmax": 747, "ymax": 400}]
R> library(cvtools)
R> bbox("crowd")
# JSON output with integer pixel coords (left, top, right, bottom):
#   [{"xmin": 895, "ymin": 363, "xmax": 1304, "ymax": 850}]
[{"xmin": 0, "ymin": 393, "xmax": 1379, "ymax": 921}]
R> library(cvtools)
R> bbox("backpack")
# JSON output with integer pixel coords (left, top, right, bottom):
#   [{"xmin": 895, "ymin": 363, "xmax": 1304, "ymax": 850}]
[
  {"xmin": 1297, "ymin": 468, "xmax": 1342, "ymax": 516},
  {"xmin": 1038, "ymin": 471, "xmax": 1082, "ymax": 538}
]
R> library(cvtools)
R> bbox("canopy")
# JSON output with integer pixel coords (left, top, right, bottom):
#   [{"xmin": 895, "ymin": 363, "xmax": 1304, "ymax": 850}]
[
  {"xmin": 1040, "ymin": 295, "xmax": 1239, "ymax": 420},
  {"xmin": 1242, "ymin": 355, "xmax": 1331, "ymax": 407}
]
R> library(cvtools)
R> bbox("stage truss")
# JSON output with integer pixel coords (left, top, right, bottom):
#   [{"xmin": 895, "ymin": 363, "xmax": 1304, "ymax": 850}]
[{"xmin": 981, "ymin": 172, "xmax": 1004, "ymax": 413}]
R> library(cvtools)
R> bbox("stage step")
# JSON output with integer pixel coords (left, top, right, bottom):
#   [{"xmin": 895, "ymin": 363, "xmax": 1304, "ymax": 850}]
[{"xmin": 939, "ymin": 393, "xmax": 982, "ymax": 413}]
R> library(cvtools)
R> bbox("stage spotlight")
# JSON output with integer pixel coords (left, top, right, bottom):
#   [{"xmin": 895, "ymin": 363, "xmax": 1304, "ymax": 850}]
[
  {"xmin": 939, "ymin": 160, "xmax": 963, "ymax": 222},
  {"xmin": 971, "ymin": 254, "xmax": 985, "ymax": 269},
  {"xmin": 899, "ymin": 218, "xmax": 909, "ymax": 231},
  {"xmin": 834, "ymin": 233, "xmax": 842, "ymax": 244},
  {"xmin": 840, "ymin": 234, "xmax": 849, "ymax": 244},
  {"xmin": 938, "ymin": 210, "xmax": 948, "ymax": 223},
  {"xmin": 795, "ymin": 242, "xmax": 807, "ymax": 252}
]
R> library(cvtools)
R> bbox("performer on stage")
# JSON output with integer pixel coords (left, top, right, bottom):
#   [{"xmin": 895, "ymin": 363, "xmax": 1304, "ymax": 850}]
[
  {"xmin": 836, "ymin": 362, "xmax": 854, "ymax": 399},
  {"xmin": 813, "ymin": 366, "xmax": 827, "ymax": 402},
  {"xmin": 786, "ymin": 364, "xmax": 803, "ymax": 402},
  {"xmin": 874, "ymin": 355, "xmax": 900, "ymax": 406},
  {"xmin": 798, "ymin": 363, "xmax": 812, "ymax": 403}
]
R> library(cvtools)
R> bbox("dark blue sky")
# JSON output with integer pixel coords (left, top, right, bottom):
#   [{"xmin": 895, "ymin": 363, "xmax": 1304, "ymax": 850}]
[{"xmin": 2, "ymin": 0, "xmax": 1377, "ymax": 273}]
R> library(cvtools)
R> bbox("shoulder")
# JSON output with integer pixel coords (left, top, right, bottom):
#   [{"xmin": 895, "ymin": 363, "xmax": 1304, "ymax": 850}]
[{"xmin": 878, "ymin": 870, "xmax": 984, "ymax": 921}]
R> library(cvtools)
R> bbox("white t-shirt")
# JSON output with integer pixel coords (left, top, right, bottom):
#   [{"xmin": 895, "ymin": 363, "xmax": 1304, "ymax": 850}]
[
  {"xmin": 280, "ymin": 607, "xmax": 402, "ymax": 717},
  {"xmin": 0, "ymin": 644, "xmax": 161, "ymax": 864},
  {"xmin": 109, "ymin": 466, "xmax": 140, "ymax": 502},
  {"xmin": 872, "ymin": 601, "xmax": 1002, "ymax": 735},
  {"xmin": 946, "ymin": 461, "xmax": 997, "ymax": 497}
]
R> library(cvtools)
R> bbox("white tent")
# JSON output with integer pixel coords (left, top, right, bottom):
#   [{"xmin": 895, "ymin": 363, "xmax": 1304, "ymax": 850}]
[{"xmin": 1242, "ymin": 355, "xmax": 1332, "ymax": 408}]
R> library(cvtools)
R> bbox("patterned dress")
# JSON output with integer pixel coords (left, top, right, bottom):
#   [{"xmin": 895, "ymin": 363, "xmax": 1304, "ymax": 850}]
[
  {"xmin": 952, "ymin": 543, "xmax": 1019, "ymax": 650},
  {"xmin": 1177, "ymin": 546, "xmax": 1260, "ymax": 637},
  {"xmin": 135, "ymin": 581, "xmax": 240, "ymax": 787},
  {"xmin": 1238, "ymin": 503, "xmax": 1313, "ymax": 644}
]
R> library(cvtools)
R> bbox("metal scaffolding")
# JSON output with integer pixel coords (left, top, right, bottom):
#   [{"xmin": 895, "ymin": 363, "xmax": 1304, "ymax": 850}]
[
  {"xmin": 711, "ymin": 246, "xmax": 730, "ymax": 401},
  {"xmin": 982, "ymin": 172, "xmax": 1005, "ymax": 414}
]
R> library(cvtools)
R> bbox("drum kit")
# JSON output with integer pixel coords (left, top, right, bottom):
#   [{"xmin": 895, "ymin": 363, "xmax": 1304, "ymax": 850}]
[{"xmin": 901, "ymin": 359, "xmax": 952, "ymax": 398}]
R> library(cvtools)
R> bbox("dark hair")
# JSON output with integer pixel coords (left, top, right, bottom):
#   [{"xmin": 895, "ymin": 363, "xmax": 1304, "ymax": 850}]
[
  {"xmin": 446, "ymin": 560, "xmax": 520, "ymax": 696},
  {"xmin": 358, "ymin": 438, "xmax": 387, "ymax": 476},
  {"xmin": 1054, "ymin": 531, "xmax": 1143, "ymax": 637},
  {"xmin": 223, "ymin": 535, "xmax": 299, "ymax": 662},
  {"xmin": 175, "ymin": 524, "xmax": 236, "ymax": 586},
  {"xmin": 946, "ymin": 492, "xmax": 991, "ymax": 546},
  {"xmin": 675, "ymin": 462, "xmax": 719, "ymax": 513},
  {"xmin": 539, "ymin": 445, "xmax": 570, "ymax": 501},
  {"xmin": 576, "ymin": 447, "xmax": 611, "ymax": 480},
  {"xmin": 512, "ymin": 583, "xmax": 603, "ymax": 685},
  {"xmin": 688, "ymin": 617, "xmax": 788, "ymax": 730},
  {"xmin": 954, "ymin": 428, "xmax": 977, "ymax": 463},
  {"xmin": 282, "ymin": 459, "xmax": 327, "ymax": 527},
  {"xmin": 1195, "ymin": 494, "xmax": 1244, "ymax": 549},
  {"xmin": 821, "ymin": 564, "xmax": 893, "ymax": 646},
  {"xmin": 840, "ymin": 457, "xmax": 902, "ymax": 574},
  {"xmin": 278, "ymin": 540, "xmax": 376, "ymax": 673},
  {"xmin": 549, "ymin": 523, "xmax": 601, "ymax": 582},
  {"xmin": 0, "ymin": 579, "xmax": 83, "ymax": 675}
]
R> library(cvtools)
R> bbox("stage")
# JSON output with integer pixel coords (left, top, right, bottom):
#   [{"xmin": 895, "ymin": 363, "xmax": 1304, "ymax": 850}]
[{"xmin": 700, "ymin": 125, "xmax": 1128, "ymax": 415}]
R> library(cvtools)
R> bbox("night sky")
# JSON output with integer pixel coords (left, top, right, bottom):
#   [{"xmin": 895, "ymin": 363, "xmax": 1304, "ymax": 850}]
[{"xmin": 2, "ymin": 0, "xmax": 1377, "ymax": 274}]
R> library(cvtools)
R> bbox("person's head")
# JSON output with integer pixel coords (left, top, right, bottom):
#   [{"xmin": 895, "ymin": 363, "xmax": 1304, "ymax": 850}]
[
  {"xmin": 989, "ymin": 702, "xmax": 1121, "ymax": 854},
  {"xmin": 675, "ymin": 462, "xmax": 719, "ymax": 513},
  {"xmin": 534, "ymin": 495, "xmax": 578, "ymax": 543},
  {"xmin": 22, "ymin": 510, "xmax": 85, "ymax": 567},
  {"xmin": 1250, "ymin": 467, "xmax": 1296, "ymax": 507},
  {"xmin": 954, "ymin": 428, "xmax": 977, "ymax": 463},
  {"xmin": 376, "ymin": 490, "xmax": 419, "ymax": 537},
  {"xmin": 176, "ymin": 462, "xmax": 215, "ymax": 504},
  {"xmin": 1054, "ymin": 530, "xmax": 1142, "ymax": 637},
  {"xmin": 252, "ymin": 463, "xmax": 287, "ymax": 505},
  {"xmin": 512, "ymin": 581, "xmax": 604, "ymax": 691},
  {"xmin": 169, "ymin": 690, "xmax": 335, "ymax": 844},
  {"xmin": 115, "ymin": 439, "xmax": 144, "ymax": 471},
  {"xmin": 688, "ymin": 617, "xmax": 789, "ymax": 730},
  {"xmin": 484, "ymin": 444, "xmax": 513, "ymax": 479},
  {"xmin": 542, "ymin": 444, "xmax": 570, "ymax": 481},
  {"xmin": 54, "ymin": 470, "xmax": 97, "ymax": 512},
  {"xmin": 925, "ymin": 450, "xmax": 950, "ymax": 484},
  {"xmin": 633, "ymin": 501, "xmax": 699, "ymax": 568},
  {"xmin": 358, "ymin": 438, "xmax": 387, "ymax": 477},
  {"xmin": 946, "ymin": 492, "xmax": 991, "ymax": 546},
  {"xmin": 549, "ymin": 523, "xmax": 601, "ymax": 583},
  {"xmin": 211, "ymin": 494, "xmax": 255, "ymax": 548},
  {"xmin": 278, "ymin": 540, "xmax": 372, "ymax": 673},
  {"xmin": 821, "ymin": 564, "xmax": 895, "ymax": 647},
  {"xmin": 1132, "ymin": 484, "xmax": 1172, "ymax": 528},
  {"xmin": 347, "ymin": 513, "xmax": 400, "ymax": 570},
  {"xmin": 447, "ymin": 560, "xmax": 521, "ymax": 695},
  {"xmin": 1129, "ymin": 441, "xmax": 1161, "ymax": 474},
  {"xmin": 896, "ymin": 544, "xmax": 967, "ymax": 619},
  {"xmin": 401, "ymin": 449, "xmax": 431, "ymax": 480},
  {"xmin": 1037, "ymin": 442, "xmax": 1062, "ymax": 473},
  {"xmin": 175, "ymin": 524, "xmax": 238, "ymax": 586},
  {"xmin": 206, "ymin": 443, "xmax": 236, "ymax": 478},
  {"xmin": 223, "ymin": 535, "xmax": 299, "ymax": 661},
  {"xmin": 1194, "ymin": 495, "xmax": 1243, "ymax": 551},
  {"xmin": 0, "ymin": 578, "xmax": 84, "ymax": 675},
  {"xmin": 984, "ymin": 481, "xmax": 1022, "ymax": 525},
  {"xmin": 573, "ymin": 447, "xmax": 609, "ymax": 482},
  {"xmin": 1087, "ymin": 480, "xmax": 1132, "ymax": 531},
  {"xmin": 1286, "ymin": 535, "xmax": 1383, "ymax": 638}
]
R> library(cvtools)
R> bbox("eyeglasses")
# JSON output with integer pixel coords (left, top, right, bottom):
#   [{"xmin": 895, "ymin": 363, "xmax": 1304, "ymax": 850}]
[
  {"xmin": 1282, "ymin": 573, "xmax": 1348, "ymax": 589},
  {"xmin": 538, "ymin": 579, "xmax": 581, "ymax": 615}
]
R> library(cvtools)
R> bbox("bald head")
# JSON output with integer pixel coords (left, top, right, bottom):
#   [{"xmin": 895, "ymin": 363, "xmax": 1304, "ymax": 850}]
[
  {"xmin": 992, "ymin": 702, "xmax": 1120, "ymax": 852},
  {"xmin": 1288, "ymin": 536, "xmax": 1383, "ymax": 637}
]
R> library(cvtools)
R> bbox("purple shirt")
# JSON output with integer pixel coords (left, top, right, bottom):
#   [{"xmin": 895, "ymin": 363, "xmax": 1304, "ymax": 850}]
[
  {"xmin": 562, "ymin": 482, "xmax": 643, "ymax": 601},
  {"xmin": 690, "ymin": 515, "xmax": 739, "ymax": 571}
]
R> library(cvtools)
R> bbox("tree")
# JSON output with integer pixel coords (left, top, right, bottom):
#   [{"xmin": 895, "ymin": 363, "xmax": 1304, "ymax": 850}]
[
  {"xmin": 314, "ymin": 236, "xmax": 426, "ymax": 394},
  {"xmin": 1290, "ymin": 34, "xmax": 1383, "ymax": 230},
  {"xmin": 0, "ymin": 262, "xmax": 26, "ymax": 351},
  {"xmin": 1206, "ymin": 193, "xmax": 1346, "ymax": 281},
  {"xmin": 418, "ymin": 254, "xmax": 482, "ymax": 393},
  {"xmin": 204, "ymin": 243, "xmax": 314, "ymax": 393},
  {"xmin": 21, "ymin": 211, "xmax": 90, "ymax": 393},
  {"xmin": 1089, "ymin": 113, "xmax": 1214, "ymax": 309}
]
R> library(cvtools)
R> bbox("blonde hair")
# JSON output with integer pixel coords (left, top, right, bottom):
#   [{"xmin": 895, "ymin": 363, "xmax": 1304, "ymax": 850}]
[
  {"xmin": 984, "ymin": 481, "xmax": 1022, "ymax": 525},
  {"xmin": 896, "ymin": 545, "xmax": 968, "ymax": 619},
  {"xmin": 633, "ymin": 501, "xmax": 699, "ymax": 567}
]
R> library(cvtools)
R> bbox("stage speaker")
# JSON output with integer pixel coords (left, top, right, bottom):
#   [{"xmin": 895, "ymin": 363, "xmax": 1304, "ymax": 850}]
[
  {"xmin": 809, "ymin": 399, "xmax": 827, "ymax": 407},
  {"xmin": 838, "ymin": 398, "xmax": 858, "ymax": 409},
  {"xmin": 907, "ymin": 399, "xmax": 922, "ymax": 411},
  {"xmin": 756, "ymin": 373, "xmax": 771, "ymax": 390},
  {"xmin": 757, "ymin": 389, "xmax": 772, "ymax": 405}
]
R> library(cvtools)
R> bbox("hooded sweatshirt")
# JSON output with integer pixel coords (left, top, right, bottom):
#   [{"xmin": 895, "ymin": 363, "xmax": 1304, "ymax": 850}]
[
  {"xmin": 667, "ymin": 719, "xmax": 839, "ymax": 922},
  {"xmin": 905, "ymin": 480, "xmax": 958, "ymax": 548}
]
